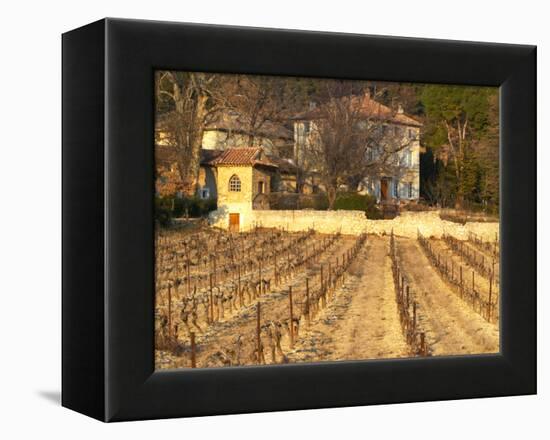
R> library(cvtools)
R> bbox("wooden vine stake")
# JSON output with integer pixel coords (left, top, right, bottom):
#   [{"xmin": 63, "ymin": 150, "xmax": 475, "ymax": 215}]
[
  {"xmin": 460, "ymin": 265, "xmax": 463, "ymax": 295},
  {"xmin": 185, "ymin": 243, "xmax": 190, "ymax": 297},
  {"xmin": 305, "ymin": 277, "xmax": 310, "ymax": 326},
  {"xmin": 256, "ymin": 302, "xmax": 262, "ymax": 364},
  {"xmin": 190, "ymin": 332, "xmax": 196, "ymax": 368},
  {"xmin": 209, "ymin": 273, "xmax": 214, "ymax": 322},
  {"xmin": 488, "ymin": 275, "xmax": 493, "ymax": 321},
  {"xmin": 258, "ymin": 257, "xmax": 262, "ymax": 297},
  {"xmin": 167, "ymin": 284, "xmax": 172, "ymax": 340},
  {"xmin": 237, "ymin": 264, "xmax": 242, "ymax": 307},
  {"xmin": 288, "ymin": 286, "xmax": 294, "ymax": 348}
]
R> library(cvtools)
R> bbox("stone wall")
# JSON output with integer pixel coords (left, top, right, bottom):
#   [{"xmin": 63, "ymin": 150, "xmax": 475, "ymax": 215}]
[
  {"xmin": 365, "ymin": 211, "xmax": 499, "ymax": 241},
  {"xmin": 251, "ymin": 209, "xmax": 368, "ymax": 235},
  {"xmin": 209, "ymin": 208, "xmax": 499, "ymax": 240}
]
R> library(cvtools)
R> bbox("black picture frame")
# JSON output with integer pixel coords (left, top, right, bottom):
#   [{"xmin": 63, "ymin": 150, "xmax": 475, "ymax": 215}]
[{"xmin": 62, "ymin": 18, "xmax": 536, "ymax": 422}]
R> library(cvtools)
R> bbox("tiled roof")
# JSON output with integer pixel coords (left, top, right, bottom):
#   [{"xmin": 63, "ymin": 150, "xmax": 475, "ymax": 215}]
[
  {"xmin": 206, "ymin": 147, "xmax": 278, "ymax": 168},
  {"xmin": 294, "ymin": 93, "xmax": 422, "ymax": 127},
  {"xmin": 358, "ymin": 94, "xmax": 422, "ymax": 127}
]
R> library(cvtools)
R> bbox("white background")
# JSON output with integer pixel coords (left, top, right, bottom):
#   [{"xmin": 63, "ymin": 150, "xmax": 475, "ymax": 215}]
[{"xmin": 0, "ymin": 0, "xmax": 546, "ymax": 437}]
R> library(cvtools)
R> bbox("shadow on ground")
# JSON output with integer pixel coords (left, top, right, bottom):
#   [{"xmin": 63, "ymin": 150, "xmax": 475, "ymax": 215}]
[{"xmin": 37, "ymin": 390, "xmax": 61, "ymax": 405}]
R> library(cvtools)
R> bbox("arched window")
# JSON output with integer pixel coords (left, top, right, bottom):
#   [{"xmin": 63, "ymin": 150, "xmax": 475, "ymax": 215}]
[{"xmin": 228, "ymin": 174, "xmax": 241, "ymax": 192}]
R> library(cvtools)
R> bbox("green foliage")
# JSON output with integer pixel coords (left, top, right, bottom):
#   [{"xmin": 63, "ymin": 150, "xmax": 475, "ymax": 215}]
[
  {"xmin": 155, "ymin": 199, "xmax": 173, "ymax": 227},
  {"xmin": 268, "ymin": 192, "xmax": 382, "ymax": 217},
  {"xmin": 419, "ymin": 85, "xmax": 499, "ymax": 213},
  {"xmin": 421, "ymin": 85, "xmax": 492, "ymax": 139},
  {"xmin": 268, "ymin": 193, "xmax": 329, "ymax": 210},
  {"xmin": 154, "ymin": 195, "xmax": 217, "ymax": 226},
  {"xmin": 298, "ymin": 194, "xmax": 329, "ymax": 210},
  {"xmin": 333, "ymin": 192, "xmax": 382, "ymax": 219}
]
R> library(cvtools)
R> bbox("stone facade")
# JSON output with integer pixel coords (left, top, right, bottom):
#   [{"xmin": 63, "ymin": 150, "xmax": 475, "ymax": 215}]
[
  {"xmin": 212, "ymin": 164, "xmax": 275, "ymax": 230},
  {"xmin": 215, "ymin": 165, "xmax": 255, "ymax": 227},
  {"xmin": 202, "ymin": 129, "xmax": 291, "ymax": 157},
  {"xmin": 359, "ymin": 129, "xmax": 421, "ymax": 203},
  {"xmin": 293, "ymin": 94, "xmax": 423, "ymax": 203}
]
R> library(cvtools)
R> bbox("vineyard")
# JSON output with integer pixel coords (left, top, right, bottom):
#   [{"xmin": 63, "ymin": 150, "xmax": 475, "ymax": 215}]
[{"xmin": 155, "ymin": 226, "xmax": 500, "ymax": 369}]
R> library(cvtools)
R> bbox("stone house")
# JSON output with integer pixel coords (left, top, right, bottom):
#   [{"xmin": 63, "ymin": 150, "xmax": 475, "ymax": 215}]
[
  {"xmin": 202, "ymin": 111, "xmax": 294, "ymax": 158},
  {"xmin": 155, "ymin": 109, "xmax": 298, "ymax": 199},
  {"xmin": 155, "ymin": 143, "xmax": 300, "ymax": 204},
  {"xmin": 204, "ymin": 147, "xmax": 278, "ymax": 232},
  {"xmin": 156, "ymin": 110, "xmax": 294, "ymax": 156},
  {"xmin": 293, "ymin": 93, "xmax": 423, "ymax": 204}
]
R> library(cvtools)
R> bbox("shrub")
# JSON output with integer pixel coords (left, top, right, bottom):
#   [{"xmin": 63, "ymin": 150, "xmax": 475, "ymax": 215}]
[
  {"xmin": 298, "ymin": 194, "xmax": 329, "ymax": 210},
  {"xmin": 401, "ymin": 201, "xmax": 433, "ymax": 212},
  {"xmin": 333, "ymin": 192, "xmax": 382, "ymax": 219},
  {"xmin": 439, "ymin": 208, "xmax": 498, "ymax": 224},
  {"xmin": 267, "ymin": 193, "xmax": 328, "ymax": 210},
  {"xmin": 154, "ymin": 194, "xmax": 217, "ymax": 226},
  {"xmin": 155, "ymin": 196, "xmax": 173, "ymax": 227}
]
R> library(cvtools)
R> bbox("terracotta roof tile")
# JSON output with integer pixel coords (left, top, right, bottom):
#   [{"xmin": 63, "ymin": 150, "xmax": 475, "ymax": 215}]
[
  {"xmin": 294, "ymin": 93, "xmax": 422, "ymax": 127},
  {"xmin": 206, "ymin": 147, "xmax": 278, "ymax": 168}
]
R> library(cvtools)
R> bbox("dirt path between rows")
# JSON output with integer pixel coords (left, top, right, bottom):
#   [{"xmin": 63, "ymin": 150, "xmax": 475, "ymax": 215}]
[
  {"xmin": 289, "ymin": 236, "xmax": 409, "ymax": 363},
  {"xmin": 397, "ymin": 238, "xmax": 499, "ymax": 356}
]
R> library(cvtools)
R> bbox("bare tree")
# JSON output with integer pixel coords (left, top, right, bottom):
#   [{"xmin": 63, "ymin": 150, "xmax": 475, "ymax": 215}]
[
  {"xmin": 155, "ymin": 71, "xmax": 227, "ymax": 194},
  {"xmin": 156, "ymin": 72, "xmax": 300, "ymax": 195},
  {"xmin": 302, "ymin": 84, "xmax": 416, "ymax": 208},
  {"xmin": 221, "ymin": 75, "xmax": 300, "ymax": 149}
]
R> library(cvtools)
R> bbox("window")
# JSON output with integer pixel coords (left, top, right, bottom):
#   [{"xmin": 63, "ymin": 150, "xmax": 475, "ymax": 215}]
[
  {"xmin": 229, "ymin": 175, "xmax": 241, "ymax": 192},
  {"xmin": 408, "ymin": 182, "xmax": 413, "ymax": 198},
  {"xmin": 258, "ymin": 181, "xmax": 265, "ymax": 194},
  {"xmin": 405, "ymin": 150, "xmax": 412, "ymax": 167},
  {"xmin": 393, "ymin": 179, "xmax": 399, "ymax": 198},
  {"xmin": 201, "ymin": 188, "xmax": 210, "ymax": 199}
]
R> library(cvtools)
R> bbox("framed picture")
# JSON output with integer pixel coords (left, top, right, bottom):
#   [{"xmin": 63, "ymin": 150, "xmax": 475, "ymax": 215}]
[{"xmin": 62, "ymin": 18, "xmax": 536, "ymax": 422}]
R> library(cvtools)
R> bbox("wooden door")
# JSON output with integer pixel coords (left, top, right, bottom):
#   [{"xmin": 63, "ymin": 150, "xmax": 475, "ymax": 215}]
[
  {"xmin": 229, "ymin": 213, "xmax": 240, "ymax": 233},
  {"xmin": 380, "ymin": 178, "xmax": 388, "ymax": 200}
]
